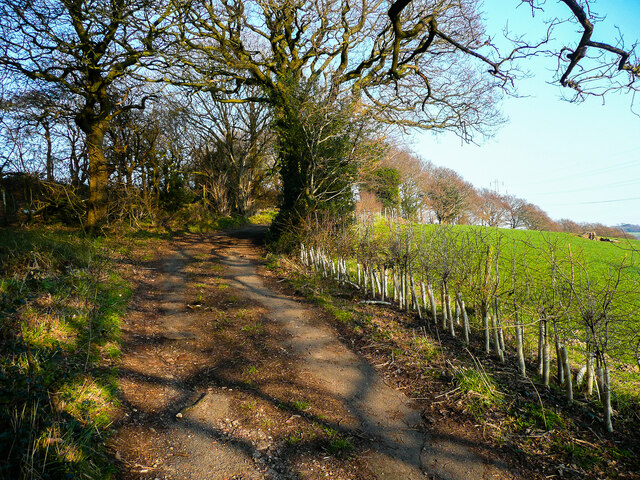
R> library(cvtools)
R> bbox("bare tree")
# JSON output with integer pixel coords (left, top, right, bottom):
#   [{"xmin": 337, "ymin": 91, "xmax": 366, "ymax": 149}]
[
  {"xmin": 425, "ymin": 166, "xmax": 475, "ymax": 224},
  {"xmin": 521, "ymin": 203, "xmax": 558, "ymax": 231},
  {"xmin": 0, "ymin": 0, "xmax": 173, "ymax": 231},
  {"xmin": 186, "ymin": 90, "xmax": 276, "ymax": 216},
  {"xmin": 503, "ymin": 194, "xmax": 527, "ymax": 229},
  {"xmin": 474, "ymin": 188, "xmax": 508, "ymax": 228}
]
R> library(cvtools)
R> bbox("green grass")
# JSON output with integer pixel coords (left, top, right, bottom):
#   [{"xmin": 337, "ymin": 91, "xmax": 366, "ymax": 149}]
[
  {"xmin": 351, "ymin": 218, "xmax": 640, "ymax": 390},
  {"xmin": 0, "ymin": 227, "xmax": 131, "ymax": 480},
  {"xmin": 326, "ymin": 435, "xmax": 354, "ymax": 455},
  {"xmin": 453, "ymin": 365, "xmax": 504, "ymax": 419},
  {"xmin": 292, "ymin": 400, "xmax": 310, "ymax": 412},
  {"xmin": 512, "ymin": 403, "xmax": 567, "ymax": 432},
  {"xmin": 249, "ymin": 209, "xmax": 278, "ymax": 225}
]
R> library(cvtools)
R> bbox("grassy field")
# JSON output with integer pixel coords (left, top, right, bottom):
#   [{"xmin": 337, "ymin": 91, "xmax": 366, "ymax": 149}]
[
  {"xmin": 275, "ymin": 250, "xmax": 640, "ymax": 479},
  {"xmin": 305, "ymin": 216, "xmax": 640, "ymax": 432}
]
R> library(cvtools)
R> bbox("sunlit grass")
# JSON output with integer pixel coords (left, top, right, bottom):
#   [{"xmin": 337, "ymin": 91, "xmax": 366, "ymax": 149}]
[{"xmin": 0, "ymin": 227, "xmax": 131, "ymax": 479}]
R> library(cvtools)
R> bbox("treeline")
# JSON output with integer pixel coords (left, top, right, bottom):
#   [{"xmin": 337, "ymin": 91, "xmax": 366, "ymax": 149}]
[
  {"xmin": 299, "ymin": 215, "xmax": 640, "ymax": 433},
  {"xmin": 0, "ymin": 95, "xmax": 279, "ymax": 227},
  {"xmin": 1, "ymin": 105, "xmax": 629, "ymax": 241},
  {"xmin": 359, "ymin": 148, "xmax": 631, "ymax": 239},
  {"xmin": 0, "ymin": 0, "xmax": 636, "ymax": 237}
]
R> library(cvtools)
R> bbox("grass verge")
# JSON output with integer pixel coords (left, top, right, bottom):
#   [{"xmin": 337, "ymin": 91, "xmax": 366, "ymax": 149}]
[
  {"xmin": 267, "ymin": 253, "xmax": 640, "ymax": 479},
  {"xmin": 0, "ymin": 227, "xmax": 131, "ymax": 480}
]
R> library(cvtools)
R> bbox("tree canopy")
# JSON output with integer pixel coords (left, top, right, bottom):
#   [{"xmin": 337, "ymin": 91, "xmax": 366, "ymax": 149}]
[{"xmin": 0, "ymin": 0, "xmax": 638, "ymax": 232}]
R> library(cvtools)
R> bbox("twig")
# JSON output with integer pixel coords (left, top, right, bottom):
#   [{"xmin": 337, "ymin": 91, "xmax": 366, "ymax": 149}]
[{"xmin": 435, "ymin": 386, "xmax": 461, "ymax": 398}]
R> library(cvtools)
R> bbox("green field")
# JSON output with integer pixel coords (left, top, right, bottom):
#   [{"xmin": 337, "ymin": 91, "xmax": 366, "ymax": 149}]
[{"xmin": 305, "ymin": 216, "xmax": 640, "ymax": 427}]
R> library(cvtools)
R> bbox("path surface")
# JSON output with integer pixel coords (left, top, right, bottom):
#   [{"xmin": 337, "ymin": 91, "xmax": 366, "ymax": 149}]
[{"xmin": 112, "ymin": 227, "xmax": 514, "ymax": 480}]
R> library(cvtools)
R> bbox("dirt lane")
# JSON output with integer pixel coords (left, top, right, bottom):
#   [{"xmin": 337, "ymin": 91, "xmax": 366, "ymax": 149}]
[{"xmin": 111, "ymin": 228, "xmax": 514, "ymax": 480}]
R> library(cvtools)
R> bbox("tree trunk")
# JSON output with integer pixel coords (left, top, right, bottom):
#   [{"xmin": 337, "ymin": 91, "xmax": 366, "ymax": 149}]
[
  {"xmin": 427, "ymin": 284, "xmax": 437, "ymax": 326},
  {"xmin": 515, "ymin": 309, "xmax": 526, "ymax": 377},
  {"xmin": 494, "ymin": 298, "xmax": 505, "ymax": 352},
  {"xmin": 602, "ymin": 362, "xmax": 613, "ymax": 432},
  {"xmin": 537, "ymin": 320, "xmax": 544, "ymax": 376},
  {"xmin": 561, "ymin": 345, "xmax": 573, "ymax": 403},
  {"xmin": 392, "ymin": 269, "xmax": 399, "ymax": 304},
  {"xmin": 421, "ymin": 282, "xmax": 428, "ymax": 315},
  {"xmin": 586, "ymin": 352, "xmax": 594, "ymax": 397},
  {"xmin": 85, "ymin": 125, "xmax": 109, "ymax": 232},
  {"xmin": 483, "ymin": 307, "xmax": 491, "ymax": 354},
  {"xmin": 542, "ymin": 320, "xmax": 550, "ymax": 387},
  {"xmin": 457, "ymin": 293, "xmax": 470, "ymax": 345},
  {"xmin": 404, "ymin": 271, "xmax": 411, "ymax": 312},
  {"xmin": 555, "ymin": 332, "xmax": 564, "ymax": 385},
  {"xmin": 410, "ymin": 275, "xmax": 422, "ymax": 320},
  {"xmin": 44, "ymin": 121, "xmax": 54, "ymax": 182},
  {"xmin": 491, "ymin": 314, "xmax": 504, "ymax": 362},
  {"xmin": 446, "ymin": 290, "xmax": 455, "ymax": 337},
  {"xmin": 441, "ymin": 283, "xmax": 448, "ymax": 330},
  {"xmin": 382, "ymin": 268, "xmax": 387, "ymax": 301}
]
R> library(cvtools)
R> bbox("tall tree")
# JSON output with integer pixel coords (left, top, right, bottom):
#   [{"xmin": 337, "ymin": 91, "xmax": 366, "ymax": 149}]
[
  {"xmin": 503, "ymin": 194, "xmax": 527, "ymax": 229},
  {"xmin": 0, "ymin": 0, "xmax": 173, "ymax": 230},
  {"xmin": 168, "ymin": 0, "xmax": 638, "ymax": 238},
  {"xmin": 186, "ymin": 90, "xmax": 276, "ymax": 216},
  {"xmin": 475, "ymin": 188, "xmax": 508, "ymax": 228},
  {"xmin": 370, "ymin": 166, "xmax": 402, "ymax": 212},
  {"xmin": 169, "ymin": 0, "xmax": 503, "ymax": 236}
]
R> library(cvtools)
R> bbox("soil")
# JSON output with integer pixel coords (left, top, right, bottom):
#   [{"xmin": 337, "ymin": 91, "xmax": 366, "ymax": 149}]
[{"xmin": 110, "ymin": 226, "xmax": 517, "ymax": 479}]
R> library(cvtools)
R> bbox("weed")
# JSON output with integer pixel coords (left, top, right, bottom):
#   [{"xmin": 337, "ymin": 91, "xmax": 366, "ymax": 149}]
[
  {"xmin": 552, "ymin": 440, "xmax": 601, "ymax": 468},
  {"xmin": 391, "ymin": 347, "xmax": 404, "ymax": 358},
  {"xmin": 321, "ymin": 425, "xmax": 338, "ymax": 437},
  {"xmin": 331, "ymin": 307, "xmax": 353, "ymax": 323},
  {"xmin": 241, "ymin": 321, "xmax": 264, "ymax": 334},
  {"xmin": 454, "ymin": 365, "xmax": 504, "ymax": 419},
  {"xmin": 516, "ymin": 403, "xmax": 566, "ymax": 431},
  {"xmin": 264, "ymin": 254, "xmax": 280, "ymax": 271},
  {"xmin": 326, "ymin": 436, "xmax": 354, "ymax": 455},
  {"xmin": 243, "ymin": 365, "xmax": 259, "ymax": 377},
  {"xmin": 292, "ymin": 400, "xmax": 310, "ymax": 412},
  {"xmin": 249, "ymin": 209, "xmax": 278, "ymax": 225},
  {"xmin": 285, "ymin": 432, "xmax": 303, "ymax": 445},
  {"xmin": 410, "ymin": 336, "xmax": 437, "ymax": 360},
  {"xmin": 0, "ymin": 227, "xmax": 130, "ymax": 479}
]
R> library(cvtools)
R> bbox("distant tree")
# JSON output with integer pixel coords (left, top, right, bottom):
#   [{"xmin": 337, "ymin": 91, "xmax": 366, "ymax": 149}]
[
  {"xmin": 370, "ymin": 167, "xmax": 402, "ymax": 212},
  {"xmin": 400, "ymin": 179, "xmax": 424, "ymax": 220},
  {"xmin": 425, "ymin": 167, "xmax": 475, "ymax": 224},
  {"xmin": 356, "ymin": 190, "xmax": 384, "ymax": 215},
  {"xmin": 474, "ymin": 188, "xmax": 508, "ymax": 227},
  {"xmin": 559, "ymin": 218, "xmax": 582, "ymax": 234},
  {"xmin": 521, "ymin": 203, "xmax": 558, "ymax": 231},
  {"xmin": 503, "ymin": 194, "xmax": 528, "ymax": 229},
  {"xmin": 377, "ymin": 147, "xmax": 431, "ymax": 220},
  {"xmin": 185, "ymin": 90, "xmax": 276, "ymax": 217},
  {"xmin": 581, "ymin": 223, "xmax": 631, "ymax": 239}
]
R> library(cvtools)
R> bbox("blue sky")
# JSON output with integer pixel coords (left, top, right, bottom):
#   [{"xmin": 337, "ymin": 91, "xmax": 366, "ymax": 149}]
[{"xmin": 413, "ymin": 0, "xmax": 640, "ymax": 226}]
